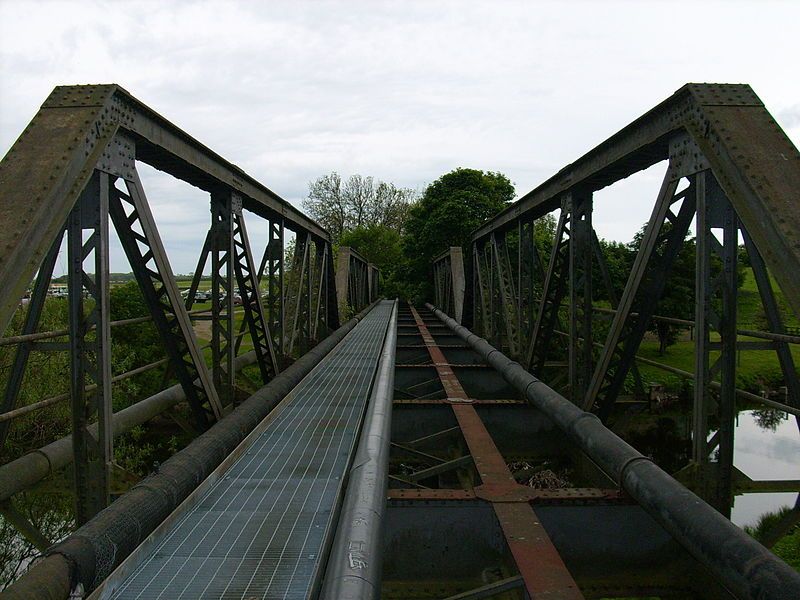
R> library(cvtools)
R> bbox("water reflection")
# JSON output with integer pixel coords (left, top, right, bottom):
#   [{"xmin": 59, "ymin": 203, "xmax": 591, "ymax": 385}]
[{"xmin": 731, "ymin": 409, "xmax": 800, "ymax": 528}]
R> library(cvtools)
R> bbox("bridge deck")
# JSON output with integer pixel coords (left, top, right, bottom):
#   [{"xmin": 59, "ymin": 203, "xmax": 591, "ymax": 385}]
[{"xmin": 98, "ymin": 301, "xmax": 394, "ymax": 600}]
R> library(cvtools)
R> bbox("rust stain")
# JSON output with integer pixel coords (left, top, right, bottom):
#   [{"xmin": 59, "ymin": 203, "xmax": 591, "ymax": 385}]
[{"xmin": 408, "ymin": 305, "xmax": 584, "ymax": 598}]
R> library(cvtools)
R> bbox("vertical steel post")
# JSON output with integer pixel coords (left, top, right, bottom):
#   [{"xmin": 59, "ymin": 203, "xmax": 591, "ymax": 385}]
[
  {"xmin": 210, "ymin": 191, "xmax": 235, "ymax": 404},
  {"xmin": 267, "ymin": 218, "xmax": 285, "ymax": 359},
  {"xmin": 568, "ymin": 190, "xmax": 593, "ymax": 405},
  {"xmin": 472, "ymin": 243, "xmax": 481, "ymax": 335},
  {"xmin": 693, "ymin": 172, "xmax": 711, "ymax": 471},
  {"xmin": 694, "ymin": 173, "xmax": 738, "ymax": 516},
  {"xmin": 67, "ymin": 171, "xmax": 112, "ymax": 524}
]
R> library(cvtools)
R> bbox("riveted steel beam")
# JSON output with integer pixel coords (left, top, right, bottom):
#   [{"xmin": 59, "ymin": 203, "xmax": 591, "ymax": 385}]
[
  {"xmin": 68, "ymin": 171, "xmax": 113, "ymax": 524},
  {"xmin": 0, "ymin": 84, "xmax": 332, "ymax": 336},
  {"xmin": 209, "ymin": 190, "xmax": 235, "ymax": 404},
  {"xmin": 109, "ymin": 162, "xmax": 221, "ymax": 429},
  {"xmin": 469, "ymin": 84, "xmax": 800, "ymax": 323}
]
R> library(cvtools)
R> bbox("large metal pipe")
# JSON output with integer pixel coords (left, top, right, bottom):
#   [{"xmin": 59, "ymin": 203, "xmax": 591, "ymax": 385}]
[
  {"xmin": 2, "ymin": 301, "xmax": 379, "ymax": 600},
  {"xmin": 426, "ymin": 302, "xmax": 800, "ymax": 600},
  {"xmin": 320, "ymin": 300, "xmax": 397, "ymax": 600},
  {"xmin": 0, "ymin": 351, "xmax": 255, "ymax": 503}
]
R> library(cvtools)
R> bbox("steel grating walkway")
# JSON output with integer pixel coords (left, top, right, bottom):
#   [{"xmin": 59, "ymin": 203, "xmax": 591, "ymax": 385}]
[{"xmin": 102, "ymin": 301, "xmax": 394, "ymax": 600}]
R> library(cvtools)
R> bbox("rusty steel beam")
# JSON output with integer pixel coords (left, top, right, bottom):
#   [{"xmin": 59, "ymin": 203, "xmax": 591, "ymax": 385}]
[
  {"xmin": 427, "ymin": 302, "xmax": 800, "ymax": 600},
  {"xmin": 407, "ymin": 305, "xmax": 583, "ymax": 599}
]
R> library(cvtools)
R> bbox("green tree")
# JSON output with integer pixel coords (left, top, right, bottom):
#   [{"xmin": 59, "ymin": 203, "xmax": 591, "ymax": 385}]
[
  {"xmin": 403, "ymin": 168, "xmax": 514, "ymax": 301},
  {"xmin": 594, "ymin": 238, "xmax": 633, "ymax": 302},
  {"xmin": 626, "ymin": 223, "xmax": 745, "ymax": 355},
  {"xmin": 303, "ymin": 172, "xmax": 415, "ymax": 242},
  {"xmin": 108, "ymin": 282, "xmax": 165, "ymax": 408},
  {"xmin": 339, "ymin": 224, "xmax": 410, "ymax": 298},
  {"xmin": 628, "ymin": 224, "xmax": 695, "ymax": 355}
]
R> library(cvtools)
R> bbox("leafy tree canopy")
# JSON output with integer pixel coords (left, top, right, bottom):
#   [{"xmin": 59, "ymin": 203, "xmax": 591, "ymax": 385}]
[
  {"xmin": 339, "ymin": 224, "xmax": 410, "ymax": 299},
  {"xmin": 303, "ymin": 172, "xmax": 415, "ymax": 243},
  {"xmin": 403, "ymin": 168, "xmax": 514, "ymax": 300}
]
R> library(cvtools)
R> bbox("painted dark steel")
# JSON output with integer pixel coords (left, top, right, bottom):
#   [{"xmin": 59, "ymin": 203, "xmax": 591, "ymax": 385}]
[
  {"xmin": 427, "ymin": 302, "xmax": 800, "ymax": 600},
  {"xmin": 468, "ymin": 84, "xmax": 800, "ymax": 323},
  {"xmin": 68, "ymin": 171, "xmax": 113, "ymax": 524},
  {"xmin": 110, "ymin": 168, "xmax": 222, "ymax": 428},
  {"xmin": 0, "ymin": 84, "xmax": 331, "ymax": 336}
]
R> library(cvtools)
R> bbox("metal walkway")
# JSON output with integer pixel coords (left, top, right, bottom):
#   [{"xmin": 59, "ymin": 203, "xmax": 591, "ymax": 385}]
[{"xmin": 96, "ymin": 300, "xmax": 394, "ymax": 600}]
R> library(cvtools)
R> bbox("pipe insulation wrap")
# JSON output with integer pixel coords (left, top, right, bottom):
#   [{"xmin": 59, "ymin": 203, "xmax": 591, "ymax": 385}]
[
  {"xmin": 425, "ymin": 302, "xmax": 800, "ymax": 600},
  {"xmin": 2, "ymin": 301, "xmax": 380, "ymax": 600},
  {"xmin": 320, "ymin": 300, "xmax": 397, "ymax": 600}
]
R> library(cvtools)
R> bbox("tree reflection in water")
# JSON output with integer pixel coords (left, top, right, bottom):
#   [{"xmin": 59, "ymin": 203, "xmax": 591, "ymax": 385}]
[{"xmin": 751, "ymin": 408, "xmax": 788, "ymax": 433}]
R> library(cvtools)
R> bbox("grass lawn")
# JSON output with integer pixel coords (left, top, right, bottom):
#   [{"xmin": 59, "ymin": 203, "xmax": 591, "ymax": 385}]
[{"xmin": 630, "ymin": 267, "xmax": 798, "ymax": 392}]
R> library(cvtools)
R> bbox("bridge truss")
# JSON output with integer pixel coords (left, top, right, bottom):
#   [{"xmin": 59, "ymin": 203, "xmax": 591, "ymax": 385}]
[
  {"xmin": 0, "ymin": 85, "xmax": 378, "ymax": 535},
  {"xmin": 434, "ymin": 83, "xmax": 800, "ymax": 515}
]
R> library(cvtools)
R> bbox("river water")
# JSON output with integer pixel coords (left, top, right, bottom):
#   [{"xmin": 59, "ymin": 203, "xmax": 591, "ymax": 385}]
[{"xmin": 730, "ymin": 409, "xmax": 800, "ymax": 527}]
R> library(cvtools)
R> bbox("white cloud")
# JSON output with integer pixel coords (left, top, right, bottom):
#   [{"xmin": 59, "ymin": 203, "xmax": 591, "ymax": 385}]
[{"xmin": 1, "ymin": 0, "xmax": 799, "ymax": 273}]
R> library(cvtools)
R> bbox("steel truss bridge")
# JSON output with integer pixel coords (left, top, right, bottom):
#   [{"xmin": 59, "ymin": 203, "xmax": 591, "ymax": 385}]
[{"xmin": 0, "ymin": 83, "xmax": 798, "ymax": 599}]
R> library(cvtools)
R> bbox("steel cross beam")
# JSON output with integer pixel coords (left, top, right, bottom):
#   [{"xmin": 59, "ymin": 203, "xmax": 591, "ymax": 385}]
[
  {"xmin": 231, "ymin": 199, "xmax": 279, "ymax": 382},
  {"xmin": 407, "ymin": 305, "xmax": 583, "ymax": 599},
  {"xmin": 584, "ymin": 162, "xmax": 696, "ymax": 418},
  {"xmin": 109, "ymin": 166, "xmax": 222, "ymax": 429},
  {"xmin": 0, "ymin": 84, "xmax": 334, "ymax": 337}
]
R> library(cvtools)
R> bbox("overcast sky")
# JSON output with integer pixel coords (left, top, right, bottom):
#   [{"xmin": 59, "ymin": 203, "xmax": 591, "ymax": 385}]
[{"xmin": 1, "ymin": 0, "xmax": 799, "ymax": 275}]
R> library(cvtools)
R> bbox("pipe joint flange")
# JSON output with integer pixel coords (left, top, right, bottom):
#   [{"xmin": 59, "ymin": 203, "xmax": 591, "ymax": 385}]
[
  {"xmin": 617, "ymin": 455, "xmax": 653, "ymax": 490},
  {"xmin": 30, "ymin": 448, "xmax": 54, "ymax": 475}
]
